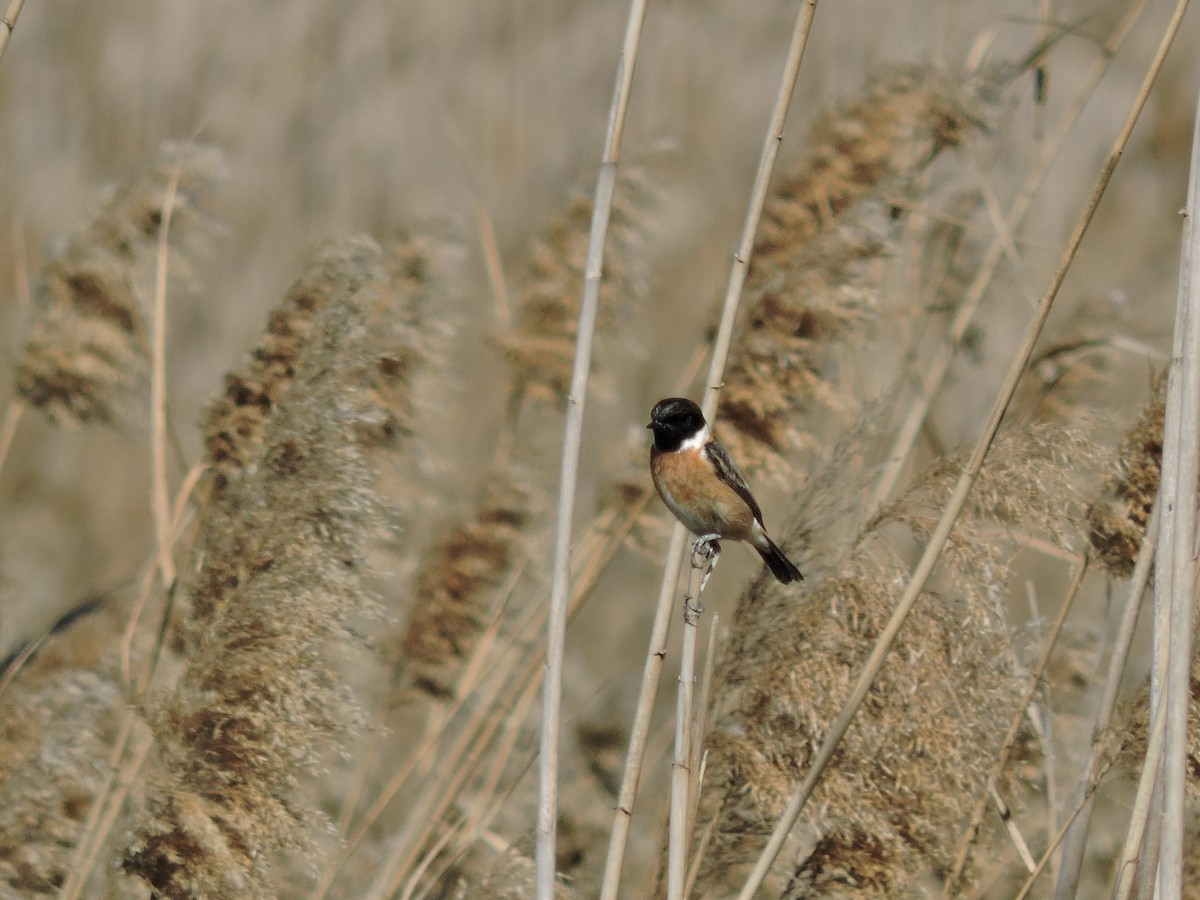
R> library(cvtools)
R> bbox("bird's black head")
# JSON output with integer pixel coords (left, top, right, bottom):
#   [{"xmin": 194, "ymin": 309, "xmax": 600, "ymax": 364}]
[{"xmin": 647, "ymin": 397, "xmax": 707, "ymax": 452}]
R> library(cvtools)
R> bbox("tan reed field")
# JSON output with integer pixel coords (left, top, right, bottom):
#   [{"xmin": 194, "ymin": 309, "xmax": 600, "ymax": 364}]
[{"xmin": 0, "ymin": 1, "xmax": 1198, "ymax": 897}]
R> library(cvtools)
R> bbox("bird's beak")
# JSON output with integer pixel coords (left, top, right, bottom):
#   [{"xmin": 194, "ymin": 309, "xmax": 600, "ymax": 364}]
[{"xmin": 646, "ymin": 421, "xmax": 654, "ymax": 430}]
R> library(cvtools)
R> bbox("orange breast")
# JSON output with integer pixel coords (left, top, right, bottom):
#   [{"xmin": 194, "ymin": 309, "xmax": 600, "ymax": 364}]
[{"xmin": 651, "ymin": 447, "xmax": 755, "ymax": 541}]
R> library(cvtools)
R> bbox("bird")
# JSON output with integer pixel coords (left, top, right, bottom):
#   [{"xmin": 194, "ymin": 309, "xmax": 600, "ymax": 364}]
[{"xmin": 647, "ymin": 397, "xmax": 802, "ymax": 584}]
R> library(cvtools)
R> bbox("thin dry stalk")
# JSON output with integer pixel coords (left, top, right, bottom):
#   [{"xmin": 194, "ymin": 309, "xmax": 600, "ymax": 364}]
[
  {"xmin": 991, "ymin": 780, "xmax": 1037, "ymax": 874},
  {"xmin": 440, "ymin": 113, "xmax": 511, "ymax": 329},
  {"xmin": 1112, "ymin": 690, "xmax": 1171, "ymax": 900},
  {"xmin": 1028, "ymin": 586, "xmax": 1059, "ymax": 874},
  {"xmin": 689, "ymin": 615, "xmax": 720, "ymax": 840},
  {"xmin": 0, "ymin": 399, "xmax": 22, "ymax": 480},
  {"xmin": 399, "ymin": 824, "xmax": 461, "ymax": 900},
  {"xmin": 150, "ymin": 167, "xmax": 182, "ymax": 589},
  {"xmin": 365, "ymin": 671, "xmax": 526, "ymax": 900},
  {"xmin": 137, "ymin": 463, "xmax": 206, "ymax": 687},
  {"xmin": 414, "ymin": 672, "xmax": 546, "ymax": 897},
  {"xmin": 367, "ymin": 509, "xmax": 640, "ymax": 898},
  {"xmin": 599, "ymin": 5, "xmax": 820, "ymax": 894},
  {"xmin": 118, "ymin": 464, "xmax": 204, "ymax": 691},
  {"xmin": 1012, "ymin": 790, "xmax": 1095, "ymax": 900},
  {"xmin": 667, "ymin": 554, "xmax": 713, "ymax": 900},
  {"xmin": 316, "ymin": 492, "xmax": 646, "ymax": 898},
  {"xmin": 736, "ymin": 7, "xmax": 1186, "ymax": 892},
  {"xmin": 396, "ymin": 669, "xmax": 549, "ymax": 900},
  {"xmin": 1054, "ymin": 504, "xmax": 1161, "ymax": 898},
  {"xmin": 0, "ymin": 0, "xmax": 25, "ymax": 62},
  {"xmin": 59, "ymin": 725, "xmax": 154, "ymax": 900},
  {"xmin": 316, "ymin": 556, "xmax": 538, "ymax": 899},
  {"xmin": 1149, "ymin": 72, "xmax": 1200, "ymax": 897},
  {"xmin": 867, "ymin": 0, "xmax": 1149, "ymax": 516},
  {"xmin": 598, "ymin": 526, "xmax": 688, "ymax": 900},
  {"xmin": 535, "ymin": 0, "xmax": 650, "ymax": 894},
  {"xmin": 941, "ymin": 553, "xmax": 1089, "ymax": 895}
]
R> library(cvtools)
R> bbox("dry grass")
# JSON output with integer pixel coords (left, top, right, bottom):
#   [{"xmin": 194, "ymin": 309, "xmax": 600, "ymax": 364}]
[{"xmin": 0, "ymin": 2, "xmax": 1194, "ymax": 897}]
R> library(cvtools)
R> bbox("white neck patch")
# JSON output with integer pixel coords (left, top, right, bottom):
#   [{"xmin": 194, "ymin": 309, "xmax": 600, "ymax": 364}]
[{"xmin": 679, "ymin": 425, "xmax": 709, "ymax": 452}]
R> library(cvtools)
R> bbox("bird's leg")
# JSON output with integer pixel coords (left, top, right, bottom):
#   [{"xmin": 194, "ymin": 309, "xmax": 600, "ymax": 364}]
[{"xmin": 684, "ymin": 535, "xmax": 721, "ymax": 622}]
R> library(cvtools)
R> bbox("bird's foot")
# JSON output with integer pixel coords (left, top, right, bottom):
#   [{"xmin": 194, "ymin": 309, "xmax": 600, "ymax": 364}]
[
  {"xmin": 689, "ymin": 535, "xmax": 721, "ymax": 598},
  {"xmin": 691, "ymin": 534, "xmax": 721, "ymax": 566}
]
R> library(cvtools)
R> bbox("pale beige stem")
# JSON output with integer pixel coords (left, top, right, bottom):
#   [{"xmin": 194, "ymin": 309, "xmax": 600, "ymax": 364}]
[
  {"xmin": 1013, "ymin": 790, "xmax": 1095, "ymax": 900},
  {"xmin": 1148, "ymin": 47, "xmax": 1200, "ymax": 898},
  {"xmin": 689, "ymin": 615, "xmax": 720, "ymax": 842},
  {"xmin": 536, "ymin": 1, "xmax": 651, "ymax": 894},
  {"xmin": 150, "ymin": 168, "xmax": 182, "ymax": 589},
  {"xmin": 0, "ymin": 0, "xmax": 25, "ymax": 62},
  {"xmin": 0, "ymin": 399, "xmax": 22, "ymax": 480},
  {"xmin": 667, "ymin": 556, "xmax": 710, "ymax": 899}
]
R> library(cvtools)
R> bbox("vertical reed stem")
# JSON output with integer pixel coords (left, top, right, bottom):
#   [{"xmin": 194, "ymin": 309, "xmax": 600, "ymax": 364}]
[
  {"xmin": 535, "ymin": 7, "xmax": 651, "ymax": 893},
  {"xmin": 1149, "ymin": 61, "xmax": 1200, "ymax": 900}
]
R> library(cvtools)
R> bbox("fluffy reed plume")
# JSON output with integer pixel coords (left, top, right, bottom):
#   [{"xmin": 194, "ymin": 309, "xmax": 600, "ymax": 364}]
[
  {"xmin": 717, "ymin": 66, "xmax": 988, "ymax": 476},
  {"xmin": 202, "ymin": 237, "xmax": 381, "ymax": 489},
  {"xmin": 500, "ymin": 167, "xmax": 655, "ymax": 406},
  {"xmin": 718, "ymin": 200, "xmax": 893, "ymax": 475},
  {"xmin": 0, "ymin": 671, "xmax": 119, "ymax": 894},
  {"xmin": 1186, "ymin": 808, "xmax": 1200, "ymax": 896},
  {"xmin": 190, "ymin": 235, "xmax": 437, "ymax": 641},
  {"xmin": 394, "ymin": 477, "xmax": 532, "ymax": 699},
  {"xmin": 1086, "ymin": 375, "xmax": 1165, "ymax": 577},
  {"xmin": 122, "ymin": 288, "xmax": 390, "ymax": 898},
  {"xmin": 357, "ymin": 237, "xmax": 447, "ymax": 450},
  {"xmin": 1117, "ymin": 651, "xmax": 1200, "ymax": 802},
  {"xmin": 387, "ymin": 166, "xmax": 658, "ymax": 705},
  {"xmin": 15, "ymin": 142, "xmax": 225, "ymax": 424},
  {"xmin": 691, "ymin": 421, "xmax": 1090, "ymax": 896},
  {"xmin": 203, "ymin": 234, "xmax": 437, "ymax": 496}
]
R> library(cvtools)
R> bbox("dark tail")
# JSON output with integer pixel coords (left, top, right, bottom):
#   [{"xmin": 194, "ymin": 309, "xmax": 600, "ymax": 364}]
[{"xmin": 757, "ymin": 537, "xmax": 803, "ymax": 584}]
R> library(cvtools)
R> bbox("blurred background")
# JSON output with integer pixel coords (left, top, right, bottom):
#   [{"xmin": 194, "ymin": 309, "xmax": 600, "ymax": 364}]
[
  {"xmin": 0, "ymin": 0, "xmax": 1195, "ymax": 895},
  {"xmin": 0, "ymin": 0, "xmax": 1189, "ymax": 658}
]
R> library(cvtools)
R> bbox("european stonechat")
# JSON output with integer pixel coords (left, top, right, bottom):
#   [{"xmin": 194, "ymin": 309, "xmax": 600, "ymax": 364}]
[{"xmin": 647, "ymin": 397, "xmax": 802, "ymax": 584}]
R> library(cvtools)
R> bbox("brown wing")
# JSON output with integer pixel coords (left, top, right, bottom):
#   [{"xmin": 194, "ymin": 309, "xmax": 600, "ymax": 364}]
[{"xmin": 704, "ymin": 440, "xmax": 763, "ymax": 524}]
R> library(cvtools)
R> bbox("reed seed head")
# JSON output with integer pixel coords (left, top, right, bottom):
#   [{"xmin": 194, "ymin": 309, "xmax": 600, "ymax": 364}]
[
  {"xmin": 124, "ymin": 272, "xmax": 391, "ymax": 898},
  {"xmin": 16, "ymin": 142, "xmax": 225, "ymax": 425},
  {"xmin": 1087, "ymin": 376, "xmax": 1165, "ymax": 577}
]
